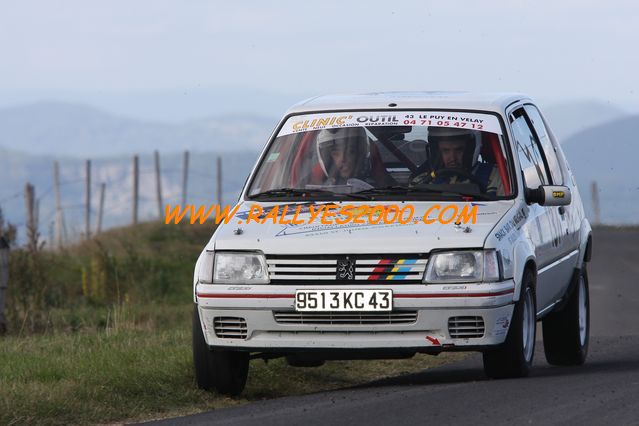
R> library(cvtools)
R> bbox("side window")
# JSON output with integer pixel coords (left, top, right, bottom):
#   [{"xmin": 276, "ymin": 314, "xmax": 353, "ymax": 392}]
[
  {"xmin": 524, "ymin": 105, "xmax": 563, "ymax": 185},
  {"xmin": 510, "ymin": 109, "xmax": 549, "ymax": 190}
]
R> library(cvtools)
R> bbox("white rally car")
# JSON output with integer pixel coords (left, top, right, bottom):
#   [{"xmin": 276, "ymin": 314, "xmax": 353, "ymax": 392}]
[{"xmin": 193, "ymin": 92, "xmax": 592, "ymax": 395}]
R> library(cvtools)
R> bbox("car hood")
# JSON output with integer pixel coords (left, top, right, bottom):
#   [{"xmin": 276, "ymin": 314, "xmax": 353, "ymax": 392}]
[{"xmin": 210, "ymin": 200, "xmax": 515, "ymax": 254}]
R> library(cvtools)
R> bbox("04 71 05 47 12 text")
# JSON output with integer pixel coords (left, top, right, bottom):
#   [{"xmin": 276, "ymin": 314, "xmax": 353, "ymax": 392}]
[{"xmin": 164, "ymin": 203, "xmax": 478, "ymax": 226}]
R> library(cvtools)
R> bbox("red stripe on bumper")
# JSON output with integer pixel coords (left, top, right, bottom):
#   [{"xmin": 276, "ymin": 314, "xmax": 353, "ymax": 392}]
[
  {"xmin": 197, "ymin": 293, "xmax": 294, "ymax": 298},
  {"xmin": 196, "ymin": 288, "xmax": 514, "ymax": 299},
  {"xmin": 394, "ymin": 288, "xmax": 514, "ymax": 298}
]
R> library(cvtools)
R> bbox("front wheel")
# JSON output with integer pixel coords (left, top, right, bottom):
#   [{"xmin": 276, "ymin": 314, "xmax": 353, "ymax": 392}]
[
  {"xmin": 483, "ymin": 270, "xmax": 537, "ymax": 378},
  {"xmin": 542, "ymin": 268, "xmax": 590, "ymax": 365},
  {"xmin": 192, "ymin": 306, "xmax": 250, "ymax": 396}
]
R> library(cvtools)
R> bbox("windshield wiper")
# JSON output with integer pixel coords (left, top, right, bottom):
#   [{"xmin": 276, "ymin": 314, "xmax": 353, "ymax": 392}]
[
  {"xmin": 356, "ymin": 185, "xmax": 495, "ymax": 201},
  {"xmin": 440, "ymin": 190, "xmax": 495, "ymax": 201},
  {"xmin": 355, "ymin": 185, "xmax": 443, "ymax": 195},
  {"xmin": 248, "ymin": 187, "xmax": 371, "ymax": 200}
]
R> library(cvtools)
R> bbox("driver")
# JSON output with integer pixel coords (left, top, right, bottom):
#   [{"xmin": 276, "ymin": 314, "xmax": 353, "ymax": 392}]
[
  {"xmin": 410, "ymin": 127, "xmax": 504, "ymax": 196},
  {"xmin": 316, "ymin": 127, "xmax": 374, "ymax": 187}
]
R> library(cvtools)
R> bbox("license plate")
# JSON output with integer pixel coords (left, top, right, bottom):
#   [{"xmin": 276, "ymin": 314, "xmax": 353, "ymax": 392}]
[{"xmin": 295, "ymin": 289, "xmax": 393, "ymax": 312}]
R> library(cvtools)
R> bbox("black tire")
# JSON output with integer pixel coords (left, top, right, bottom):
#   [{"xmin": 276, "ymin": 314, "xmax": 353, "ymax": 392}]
[
  {"xmin": 483, "ymin": 269, "xmax": 537, "ymax": 379},
  {"xmin": 542, "ymin": 267, "xmax": 590, "ymax": 366},
  {"xmin": 192, "ymin": 306, "xmax": 250, "ymax": 396}
]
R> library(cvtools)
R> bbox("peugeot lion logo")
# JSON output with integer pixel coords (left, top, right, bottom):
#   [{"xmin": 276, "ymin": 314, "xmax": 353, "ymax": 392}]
[{"xmin": 336, "ymin": 258, "xmax": 355, "ymax": 280}]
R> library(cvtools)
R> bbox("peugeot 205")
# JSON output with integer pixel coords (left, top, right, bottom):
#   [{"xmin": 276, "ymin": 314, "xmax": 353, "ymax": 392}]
[{"xmin": 192, "ymin": 92, "xmax": 592, "ymax": 395}]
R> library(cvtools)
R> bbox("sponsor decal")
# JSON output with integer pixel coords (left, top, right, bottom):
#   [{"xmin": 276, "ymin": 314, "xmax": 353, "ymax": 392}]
[
  {"xmin": 279, "ymin": 111, "xmax": 503, "ymax": 136},
  {"xmin": 366, "ymin": 258, "xmax": 424, "ymax": 281},
  {"xmin": 494, "ymin": 205, "xmax": 529, "ymax": 241},
  {"xmin": 273, "ymin": 221, "xmax": 405, "ymax": 238},
  {"xmin": 234, "ymin": 202, "xmax": 328, "ymax": 221}
]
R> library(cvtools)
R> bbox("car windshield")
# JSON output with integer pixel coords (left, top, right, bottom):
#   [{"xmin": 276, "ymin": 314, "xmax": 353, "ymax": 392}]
[{"xmin": 247, "ymin": 110, "xmax": 514, "ymax": 201}]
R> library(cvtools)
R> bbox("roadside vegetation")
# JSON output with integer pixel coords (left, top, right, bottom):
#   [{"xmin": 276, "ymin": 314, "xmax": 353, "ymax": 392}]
[{"xmin": 1, "ymin": 221, "xmax": 463, "ymax": 425}]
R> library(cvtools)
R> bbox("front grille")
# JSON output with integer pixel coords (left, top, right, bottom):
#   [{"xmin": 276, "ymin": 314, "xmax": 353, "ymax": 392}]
[
  {"xmin": 274, "ymin": 311, "xmax": 418, "ymax": 325},
  {"xmin": 266, "ymin": 254, "xmax": 428, "ymax": 284},
  {"xmin": 213, "ymin": 317, "xmax": 247, "ymax": 339},
  {"xmin": 448, "ymin": 316, "xmax": 485, "ymax": 339}
]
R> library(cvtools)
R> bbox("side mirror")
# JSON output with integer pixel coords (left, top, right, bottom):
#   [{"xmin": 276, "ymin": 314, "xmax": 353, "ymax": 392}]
[{"xmin": 526, "ymin": 185, "xmax": 571, "ymax": 206}]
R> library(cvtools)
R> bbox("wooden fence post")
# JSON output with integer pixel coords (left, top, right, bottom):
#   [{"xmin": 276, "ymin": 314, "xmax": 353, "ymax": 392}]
[
  {"xmin": 590, "ymin": 181, "xmax": 601, "ymax": 225},
  {"xmin": 0, "ymin": 236, "xmax": 9, "ymax": 335},
  {"xmin": 154, "ymin": 150, "xmax": 163, "ymax": 218},
  {"xmin": 53, "ymin": 161, "xmax": 64, "ymax": 249},
  {"xmin": 85, "ymin": 159, "xmax": 91, "ymax": 240},
  {"xmin": 132, "ymin": 155, "xmax": 139, "ymax": 225},
  {"xmin": 96, "ymin": 183, "xmax": 106, "ymax": 235},
  {"xmin": 25, "ymin": 183, "xmax": 38, "ymax": 253},
  {"xmin": 182, "ymin": 150, "xmax": 189, "ymax": 206}
]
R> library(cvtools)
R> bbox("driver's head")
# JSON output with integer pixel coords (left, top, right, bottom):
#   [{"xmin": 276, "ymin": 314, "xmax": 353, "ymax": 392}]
[
  {"xmin": 329, "ymin": 139, "xmax": 359, "ymax": 179},
  {"xmin": 428, "ymin": 127, "xmax": 479, "ymax": 170},
  {"xmin": 317, "ymin": 127, "xmax": 370, "ymax": 180}
]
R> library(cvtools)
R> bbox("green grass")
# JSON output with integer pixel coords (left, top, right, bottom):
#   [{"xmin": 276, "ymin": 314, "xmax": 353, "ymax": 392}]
[
  {"xmin": 5, "ymin": 221, "xmax": 213, "ymax": 334},
  {"xmin": 1, "ymin": 221, "xmax": 466, "ymax": 424},
  {"xmin": 1, "ymin": 302, "xmax": 464, "ymax": 425}
]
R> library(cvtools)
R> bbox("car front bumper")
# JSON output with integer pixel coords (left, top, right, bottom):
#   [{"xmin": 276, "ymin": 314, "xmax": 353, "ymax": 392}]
[{"xmin": 195, "ymin": 280, "xmax": 516, "ymax": 352}]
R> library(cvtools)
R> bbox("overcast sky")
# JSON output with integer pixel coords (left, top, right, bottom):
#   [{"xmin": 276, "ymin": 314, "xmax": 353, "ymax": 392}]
[{"xmin": 1, "ymin": 0, "xmax": 637, "ymax": 119}]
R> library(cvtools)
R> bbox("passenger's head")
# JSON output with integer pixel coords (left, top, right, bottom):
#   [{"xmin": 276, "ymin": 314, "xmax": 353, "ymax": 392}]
[
  {"xmin": 428, "ymin": 127, "xmax": 480, "ymax": 170},
  {"xmin": 317, "ymin": 127, "xmax": 370, "ymax": 181}
]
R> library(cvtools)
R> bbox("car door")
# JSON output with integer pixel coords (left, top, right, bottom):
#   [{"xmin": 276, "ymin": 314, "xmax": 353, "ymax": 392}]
[
  {"xmin": 524, "ymin": 105, "xmax": 578, "ymax": 299},
  {"xmin": 508, "ymin": 107, "xmax": 563, "ymax": 311}
]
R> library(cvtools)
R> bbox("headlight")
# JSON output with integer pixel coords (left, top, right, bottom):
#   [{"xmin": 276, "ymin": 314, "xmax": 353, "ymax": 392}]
[
  {"xmin": 423, "ymin": 250, "xmax": 500, "ymax": 283},
  {"xmin": 213, "ymin": 252, "xmax": 270, "ymax": 284}
]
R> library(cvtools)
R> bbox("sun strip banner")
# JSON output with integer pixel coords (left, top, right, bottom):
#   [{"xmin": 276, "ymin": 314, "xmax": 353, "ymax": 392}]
[{"xmin": 279, "ymin": 111, "xmax": 503, "ymax": 136}]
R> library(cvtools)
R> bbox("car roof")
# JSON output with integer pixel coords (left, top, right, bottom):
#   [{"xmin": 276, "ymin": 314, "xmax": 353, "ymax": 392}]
[{"xmin": 286, "ymin": 91, "xmax": 530, "ymax": 115}]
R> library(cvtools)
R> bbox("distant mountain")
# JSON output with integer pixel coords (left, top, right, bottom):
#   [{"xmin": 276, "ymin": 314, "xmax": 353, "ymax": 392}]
[
  {"xmin": 0, "ymin": 87, "xmax": 309, "ymax": 123},
  {"xmin": 0, "ymin": 102, "xmax": 276, "ymax": 157},
  {"xmin": 562, "ymin": 115, "xmax": 639, "ymax": 224},
  {"xmin": 543, "ymin": 100, "xmax": 628, "ymax": 142}
]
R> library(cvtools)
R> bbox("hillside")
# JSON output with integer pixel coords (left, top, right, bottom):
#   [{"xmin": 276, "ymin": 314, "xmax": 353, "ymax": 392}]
[
  {"xmin": 543, "ymin": 100, "xmax": 628, "ymax": 141},
  {"xmin": 0, "ymin": 102, "xmax": 275, "ymax": 157},
  {"xmin": 562, "ymin": 115, "xmax": 639, "ymax": 223}
]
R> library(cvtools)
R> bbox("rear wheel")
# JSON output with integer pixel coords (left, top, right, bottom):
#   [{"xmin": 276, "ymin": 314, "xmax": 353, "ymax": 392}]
[
  {"xmin": 483, "ymin": 269, "xmax": 536, "ymax": 378},
  {"xmin": 542, "ymin": 268, "xmax": 590, "ymax": 365},
  {"xmin": 192, "ymin": 306, "xmax": 249, "ymax": 396}
]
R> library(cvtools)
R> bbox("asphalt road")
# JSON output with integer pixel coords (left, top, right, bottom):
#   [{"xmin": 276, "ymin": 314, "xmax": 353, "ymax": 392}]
[{"xmin": 152, "ymin": 228, "xmax": 639, "ymax": 426}]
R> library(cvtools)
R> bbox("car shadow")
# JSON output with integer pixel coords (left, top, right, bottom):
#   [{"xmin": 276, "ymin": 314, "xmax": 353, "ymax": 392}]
[{"xmin": 347, "ymin": 338, "xmax": 639, "ymax": 390}]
